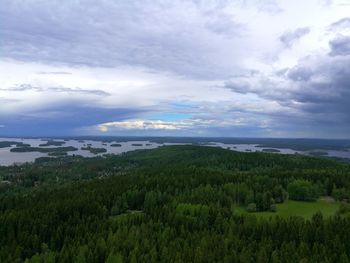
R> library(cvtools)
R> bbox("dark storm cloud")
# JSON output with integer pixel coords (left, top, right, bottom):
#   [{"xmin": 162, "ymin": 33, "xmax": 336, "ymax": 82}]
[
  {"xmin": 0, "ymin": 84, "xmax": 110, "ymax": 96},
  {"xmin": 279, "ymin": 56, "xmax": 350, "ymax": 120},
  {"xmin": 329, "ymin": 35, "xmax": 350, "ymax": 56},
  {"xmin": 0, "ymin": 105, "xmax": 145, "ymax": 136},
  {"xmin": 284, "ymin": 56, "xmax": 350, "ymax": 124},
  {"xmin": 224, "ymin": 40, "xmax": 350, "ymax": 132},
  {"xmin": 291, "ymin": 57, "xmax": 350, "ymax": 109},
  {"xmin": 279, "ymin": 27, "xmax": 310, "ymax": 47}
]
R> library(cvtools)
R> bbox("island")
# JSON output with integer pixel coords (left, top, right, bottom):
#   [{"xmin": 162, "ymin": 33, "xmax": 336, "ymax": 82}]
[
  {"xmin": 111, "ymin": 143, "xmax": 122, "ymax": 147},
  {"xmin": 81, "ymin": 146, "xmax": 107, "ymax": 154},
  {"xmin": 39, "ymin": 140, "xmax": 66, "ymax": 147},
  {"xmin": 10, "ymin": 146, "xmax": 78, "ymax": 153},
  {"xmin": 131, "ymin": 143, "xmax": 143, "ymax": 146},
  {"xmin": 0, "ymin": 141, "xmax": 30, "ymax": 148}
]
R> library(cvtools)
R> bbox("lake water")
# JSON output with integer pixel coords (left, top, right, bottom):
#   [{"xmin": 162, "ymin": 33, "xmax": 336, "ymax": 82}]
[
  {"xmin": 206, "ymin": 142, "xmax": 301, "ymax": 154},
  {"xmin": 0, "ymin": 137, "xmax": 350, "ymax": 166},
  {"xmin": 0, "ymin": 138, "xmax": 166, "ymax": 166}
]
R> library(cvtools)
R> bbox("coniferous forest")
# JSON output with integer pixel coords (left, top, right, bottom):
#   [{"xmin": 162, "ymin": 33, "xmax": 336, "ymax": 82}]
[{"xmin": 2, "ymin": 145, "xmax": 350, "ymax": 262}]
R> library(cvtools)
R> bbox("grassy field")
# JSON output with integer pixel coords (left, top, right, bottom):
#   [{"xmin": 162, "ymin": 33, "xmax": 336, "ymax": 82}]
[
  {"xmin": 109, "ymin": 210, "xmax": 144, "ymax": 223},
  {"xmin": 235, "ymin": 199, "xmax": 340, "ymax": 220}
]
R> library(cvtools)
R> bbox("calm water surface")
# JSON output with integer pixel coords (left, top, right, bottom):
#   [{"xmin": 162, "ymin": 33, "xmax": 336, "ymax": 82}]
[
  {"xmin": 0, "ymin": 138, "xmax": 165, "ymax": 165},
  {"xmin": 0, "ymin": 138, "xmax": 349, "ymax": 166}
]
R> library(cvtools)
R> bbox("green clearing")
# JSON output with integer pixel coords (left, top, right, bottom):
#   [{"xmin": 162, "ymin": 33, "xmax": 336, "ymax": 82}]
[
  {"xmin": 109, "ymin": 210, "xmax": 144, "ymax": 223},
  {"xmin": 235, "ymin": 199, "xmax": 340, "ymax": 219}
]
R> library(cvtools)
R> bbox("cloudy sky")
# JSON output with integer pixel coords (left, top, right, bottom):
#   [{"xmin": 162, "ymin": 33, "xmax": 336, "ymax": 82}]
[{"xmin": 1, "ymin": 0, "xmax": 350, "ymax": 137}]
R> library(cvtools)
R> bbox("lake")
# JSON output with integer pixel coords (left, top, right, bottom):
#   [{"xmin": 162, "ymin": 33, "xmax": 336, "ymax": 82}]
[{"xmin": 1, "ymin": 137, "xmax": 350, "ymax": 166}]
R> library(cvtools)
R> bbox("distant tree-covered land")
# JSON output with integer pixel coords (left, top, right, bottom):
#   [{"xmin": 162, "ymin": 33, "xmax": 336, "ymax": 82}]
[
  {"xmin": 39, "ymin": 140, "xmax": 66, "ymax": 147},
  {"xmin": 81, "ymin": 146, "xmax": 107, "ymax": 154},
  {"xmin": 131, "ymin": 143, "xmax": 143, "ymax": 146},
  {"xmin": 0, "ymin": 141, "xmax": 30, "ymax": 148},
  {"xmin": 10, "ymin": 146, "xmax": 78, "ymax": 153},
  {"xmin": 1, "ymin": 145, "xmax": 350, "ymax": 262},
  {"xmin": 262, "ymin": 148, "xmax": 281, "ymax": 153},
  {"xmin": 110, "ymin": 143, "xmax": 122, "ymax": 147},
  {"xmin": 308, "ymin": 151, "xmax": 329, "ymax": 156}
]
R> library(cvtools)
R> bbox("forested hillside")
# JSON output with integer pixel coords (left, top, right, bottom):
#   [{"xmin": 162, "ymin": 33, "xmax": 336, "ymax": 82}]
[{"xmin": 1, "ymin": 145, "xmax": 350, "ymax": 262}]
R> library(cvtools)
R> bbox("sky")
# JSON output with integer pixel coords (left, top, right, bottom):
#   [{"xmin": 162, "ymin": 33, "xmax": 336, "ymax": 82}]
[{"xmin": 1, "ymin": 0, "xmax": 350, "ymax": 138}]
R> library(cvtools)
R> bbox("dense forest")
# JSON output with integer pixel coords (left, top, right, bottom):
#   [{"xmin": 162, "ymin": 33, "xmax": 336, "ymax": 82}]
[{"xmin": 1, "ymin": 145, "xmax": 350, "ymax": 262}]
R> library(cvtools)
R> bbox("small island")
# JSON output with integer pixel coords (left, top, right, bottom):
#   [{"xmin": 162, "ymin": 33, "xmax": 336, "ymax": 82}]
[
  {"xmin": 132, "ymin": 143, "xmax": 143, "ymax": 146},
  {"xmin": 111, "ymin": 143, "xmax": 122, "ymax": 147},
  {"xmin": 81, "ymin": 146, "xmax": 107, "ymax": 154},
  {"xmin": 39, "ymin": 140, "xmax": 66, "ymax": 147}
]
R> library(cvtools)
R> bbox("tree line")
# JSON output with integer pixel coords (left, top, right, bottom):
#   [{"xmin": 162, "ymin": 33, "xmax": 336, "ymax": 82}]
[{"xmin": 1, "ymin": 145, "xmax": 350, "ymax": 262}]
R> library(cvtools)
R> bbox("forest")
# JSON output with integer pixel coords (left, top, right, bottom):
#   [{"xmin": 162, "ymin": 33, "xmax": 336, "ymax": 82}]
[{"xmin": 1, "ymin": 145, "xmax": 350, "ymax": 262}]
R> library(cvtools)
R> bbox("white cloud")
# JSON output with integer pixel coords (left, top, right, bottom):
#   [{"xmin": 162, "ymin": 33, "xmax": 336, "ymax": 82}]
[
  {"xmin": 96, "ymin": 116, "xmax": 257, "ymax": 133},
  {"xmin": 97, "ymin": 119, "xmax": 215, "ymax": 132}
]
